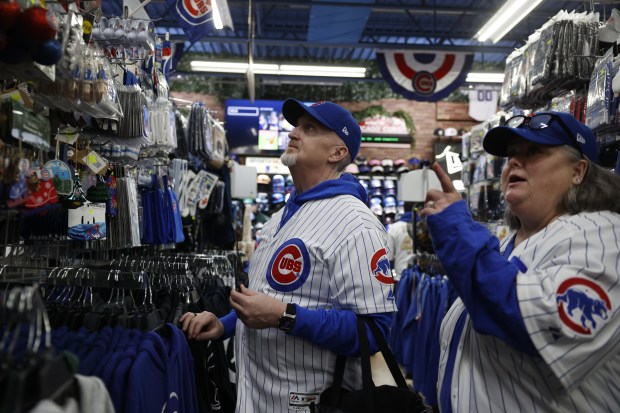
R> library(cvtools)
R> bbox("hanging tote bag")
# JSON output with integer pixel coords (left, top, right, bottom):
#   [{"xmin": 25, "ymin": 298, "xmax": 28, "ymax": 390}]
[{"xmin": 311, "ymin": 316, "xmax": 430, "ymax": 413}]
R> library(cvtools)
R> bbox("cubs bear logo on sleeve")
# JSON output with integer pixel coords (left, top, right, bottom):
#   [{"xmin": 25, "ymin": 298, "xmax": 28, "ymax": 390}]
[{"xmin": 556, "ymin": 277, "xmax": 611, "ymax": 334}]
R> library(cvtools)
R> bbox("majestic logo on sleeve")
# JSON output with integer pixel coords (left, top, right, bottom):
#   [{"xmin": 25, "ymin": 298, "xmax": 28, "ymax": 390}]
[
  {"xmin": 556, "ymin": 278, "xmax": 611, "ymax": 335},
  {"xmin": 267, "ymin": 238, "xmax": 311, "ymax": 292},
  {"xmin": 370, "ymin": 248, "xmax": 394, "ymax": 285}
]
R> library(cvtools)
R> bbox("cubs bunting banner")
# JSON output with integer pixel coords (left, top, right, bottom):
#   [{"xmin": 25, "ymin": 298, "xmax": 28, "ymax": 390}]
[
  {"xmin": 376, "ymin": 51, "xmax": 474, "ymax": 101},
  {"xmin": 166, "ymin": 0, "xmax": 233, "ymax": 43}
]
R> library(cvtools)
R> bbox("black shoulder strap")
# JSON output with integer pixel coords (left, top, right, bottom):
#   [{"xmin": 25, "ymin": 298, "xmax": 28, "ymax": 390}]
[{"xmin": 360, "ymin": 316, "xmax": 409, "ymax": 389}]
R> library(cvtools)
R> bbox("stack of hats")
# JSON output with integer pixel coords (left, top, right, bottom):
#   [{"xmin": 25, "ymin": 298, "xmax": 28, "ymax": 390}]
[
  {"xmin": 257, "ymin": 174, "xmax": 271, "ymax": 192},
  {"xmin": 394, "ymin": 159, "xmax": 409, "ymax": 174},
  {"xmin": 271, "ymin": 174, "xmax": 286, "ymax": 209},
  {"xmin": 256, "ymin": 192, "xmax": 270, "ymax": 212},
  {"xmin": 284, "ymin": 175, "xmax": 294, "ymax": 194},
  {"xmin": 368, "ymin": 158, "xmax": 383, "ymax": 174},
  {"xmin": 408, "ymin": 157, "xmax": 422, "ymax": 170},
  {"xmin": 272, "ymin": 174, "xmax": 285, "ymax": 194},
  {"xmin": 383, "ymin": 179, "xmax": 396, "ymax": 196},
  {"xmin": 369, "ymin": 179, "xmax": 383, "ymax": 197},
  {"xmin": 355, "ymin": 156, "xmax": 371, "ymax": 174},
  {"xmin": 369, "ymin": 197, "xmax": 383, "ymax": 217},
  {"xmin": 344, "ymin": 163, "xmax": 360, "ymax": 174},
  {"xmin": 383, "ymin": 195, "xmax": 397, "ymax": 216},
  {"xmin": 381, "ymin": 159, "xmax": 394, "ymax": 174},
  {"xmin": 272, "ymin": 192, "xmax": 285, "ymax": 206},
  {"xmin": 358, "ymin": 178, "xmax": 369, "ymax": 194},
  {"xmin": 445, "ymin": 127, "xmax": 458, "ymax": 138}
]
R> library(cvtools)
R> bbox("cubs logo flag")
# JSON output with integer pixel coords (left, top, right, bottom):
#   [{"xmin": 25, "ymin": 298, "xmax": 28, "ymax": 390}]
[
  {"xmin": 167, "ymin": 0, "xmax": 233, "ymax": 43},
  {"xmin": 376, "ymin": 51, "xmax": 474, "ymax": 101}
]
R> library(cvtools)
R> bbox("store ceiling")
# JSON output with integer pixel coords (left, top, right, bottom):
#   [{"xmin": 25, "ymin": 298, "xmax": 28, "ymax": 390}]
[{"xmin": 103, "ymin": 0, "xmax": 609, "ymax": 68}]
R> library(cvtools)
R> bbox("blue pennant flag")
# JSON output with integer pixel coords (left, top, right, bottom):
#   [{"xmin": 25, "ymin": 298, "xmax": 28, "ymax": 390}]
[{"xmin": 166, "ymin": 0, "xmax": 217, "ymax": 43}]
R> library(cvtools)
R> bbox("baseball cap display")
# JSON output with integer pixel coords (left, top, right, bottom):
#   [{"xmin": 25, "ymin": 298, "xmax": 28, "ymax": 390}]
[
  {"xmin": 358, "ymin": 179, "xmax": 369, "ymax": 192},
  {"xmin": 285, "ymin": 175, "xmax": 294, "ymax": 193},
  {"xmin": 396, "ymin": 165, "xmax": 410, "ymax": 174},
  {"xmin": 483, "ymin": 111, "xmax": 600, "ymax": 163},
  {"xmin": 354, "ymin": 156, "xmax": 367, "ymax": 165},
  {"xmin": 371, "ymin": 165, "xmax": 384, "ymax": 174},
  {"xmin": 433, "ymin": 128, "xmax": 445, "ymax": 137},
  {"xmin": 257, "ymin": 174, "xmax": 271, "ymax": 185},
  {"xmin": 369, "ymin": 197, "xmax": 383, "ymax": 216},
  {"xmin": 358, "ymin": 164, "xmax": 371, "ymax": 174},
  {"xmin": 370, "ymin": 179, "xmax": 382, "ymax": 188},
  {"xmin": 381, "ymin": 159, "xmax": 394, "ymax": 174},
  {"xmin": 272, "ymin": 174, "xmax": 285, "ymax": 193},
  {"xmin": 408, "ymin": 157, "xmax": 421, "ymax": 168},
  {"xmin": 370, "ymin": 187, "xmax": 383, "ymax": 197},
  {"xmin": 383, "ymin": 196, "xmax": 397, "ymax": 214},
  {"xmin": 344, "ymin": 163, "xmax": 360, "ymax": 174},
  {"xmin": 444, "ymin": 127, "xmax": 458, "ymax": 137},
  {"xmin": 282, "ymin": 99, "xmax": 362, "ymax": 160},
  {"xmin": 256, "ymin": 193, "xmax": 269, "ymax": 212},
  {"xmin": 368, "ymin": 158, "xmax": 381, "ymax": 167},
  {"xmin": 272, "ymin": 192, "xmax": 285, "ymax": 204},
  {"xmin": 393, "ymin": 158, "xmax": 407, "ymax": 167}
]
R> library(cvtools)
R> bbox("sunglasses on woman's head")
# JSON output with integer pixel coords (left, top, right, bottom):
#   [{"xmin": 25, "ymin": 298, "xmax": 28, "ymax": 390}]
[{"xmin": 503, "ymin": 113, "xmax": 579, "ymax": 148}]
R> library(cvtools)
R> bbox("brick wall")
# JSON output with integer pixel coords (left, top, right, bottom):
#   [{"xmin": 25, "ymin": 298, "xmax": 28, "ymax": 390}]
[
  {"xmin": 340, "ymin": 99, "xmax": 478, "ymax": 161},
  {"xmin": 170, "ymin": 91, "xmax": 480, "ymax": 162}
]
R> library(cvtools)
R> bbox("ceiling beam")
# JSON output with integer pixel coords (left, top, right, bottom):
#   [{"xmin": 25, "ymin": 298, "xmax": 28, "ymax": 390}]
[
  {"xmin": 223, "ymin": 0, "xmax": 560, "ymax": 18},
  {"xmin": 172, "ymin": 35, "xmax": 515, "ymax": 54}
]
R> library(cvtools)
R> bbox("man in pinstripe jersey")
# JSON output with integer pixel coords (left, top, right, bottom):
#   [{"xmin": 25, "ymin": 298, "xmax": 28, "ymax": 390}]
[
  {"xmin": 181, "ymin": 99, "xmax": 398, "ymax": 412},
  {"xmin": 421, "ymin": 112, "xmax": 620, "ymax": 412}
]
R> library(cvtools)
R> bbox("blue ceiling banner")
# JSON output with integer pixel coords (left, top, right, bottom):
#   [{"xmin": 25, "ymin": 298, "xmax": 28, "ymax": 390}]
[
  {"xmin": 307, "ymin": 0, "xmax": 374, "ymax": 43},
  {"xmin": 376, "ymin": 51, "xmax": 474, "ymax": 102}
]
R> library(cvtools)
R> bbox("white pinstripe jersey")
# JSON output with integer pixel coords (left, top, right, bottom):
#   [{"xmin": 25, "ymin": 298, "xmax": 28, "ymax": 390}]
[
  {"xmin": 234, "ymin": 194, "xmax": 397, "ymax": 412},
  {"xmin": 438, "ymin": 211, "xmax": 620, "ymax": 412}
]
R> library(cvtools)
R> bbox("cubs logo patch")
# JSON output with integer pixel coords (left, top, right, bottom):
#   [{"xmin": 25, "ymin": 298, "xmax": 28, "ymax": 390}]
[
  {"xmin": 177, "ymin": 0, "xmax": 212, "ymax": 26},
  {"xmin": 370, "ymin": 248, "xmax": 393, "ymax": 285},
  {"xmin": 556, "ymin": 277, "xmax": 611, "ymax": 335},
  {"xmin": 267, "ymin": 238, "xmax": 310, "ymax": 292}
]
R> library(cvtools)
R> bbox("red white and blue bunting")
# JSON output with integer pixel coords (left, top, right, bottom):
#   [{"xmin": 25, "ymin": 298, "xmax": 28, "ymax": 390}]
[{"xmin": 376, "ymin": 51, "xmax": 474, "ymax": 101}]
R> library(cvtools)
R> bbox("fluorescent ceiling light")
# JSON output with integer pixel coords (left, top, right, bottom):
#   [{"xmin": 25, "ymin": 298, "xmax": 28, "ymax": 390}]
[
  {"xmin": 211, "ymin": 0, "xmax": 223, "ymax": 30},
  {"xmin": 475, "ymin": 0, "xmax": 544, "ymax": 43},
  {"xmin": 190, "ymin": 61, "xmax": 366, "ymax": 78},
  {"xmin": 466, "ymin": 72, "xmax": 505, "ymax": 83}
]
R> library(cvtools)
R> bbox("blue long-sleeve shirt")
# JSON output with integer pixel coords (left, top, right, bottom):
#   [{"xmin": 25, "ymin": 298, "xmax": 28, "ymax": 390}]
[{"xmin": 220, "ymin": 308, "xmax": 392, "ymax": 356}]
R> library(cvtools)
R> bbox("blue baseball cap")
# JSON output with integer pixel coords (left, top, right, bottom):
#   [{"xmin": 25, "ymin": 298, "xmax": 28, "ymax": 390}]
[
  {"xmin": 282, "ymin": 99, "xmax": 362, "ymax": 160},
  {"xmin": 483, "ymin": 111, "xmax": 599, "ymax": 163}
]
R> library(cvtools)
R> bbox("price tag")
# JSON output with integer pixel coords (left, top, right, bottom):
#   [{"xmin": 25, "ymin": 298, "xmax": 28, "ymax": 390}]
[
  {"xmin": 56, "ymin": 128, "xmax": 80, "ymax": 145},
  {"xmin": 81, "ymin": 150, "xmax": 108, "ymax": 174}
]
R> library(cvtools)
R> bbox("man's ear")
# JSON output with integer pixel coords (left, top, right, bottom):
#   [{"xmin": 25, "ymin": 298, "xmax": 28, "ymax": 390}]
[{"xmin": 328, "ymin": 145, "xmax": 348, "ymax": 163}]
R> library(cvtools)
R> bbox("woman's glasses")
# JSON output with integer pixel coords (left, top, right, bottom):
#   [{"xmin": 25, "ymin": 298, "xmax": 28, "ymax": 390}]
[{"xmin": 503, "ymin": 113, "xmax": 574, "ymax": 138}]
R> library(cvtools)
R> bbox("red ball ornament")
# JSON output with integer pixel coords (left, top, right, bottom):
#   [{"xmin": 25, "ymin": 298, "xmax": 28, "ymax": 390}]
[
  {"xmin": 20, "ymin": 6, "xmax": 58, "ymax": 42},
  {"xmin": 0, "ymin": 1, "xmax": 20, "ymax": 31}
]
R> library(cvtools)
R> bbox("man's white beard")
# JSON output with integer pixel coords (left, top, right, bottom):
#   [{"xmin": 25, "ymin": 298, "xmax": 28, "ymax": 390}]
[{"xmin": 280, "ymin": 153, "xmax": 297, "ymax": 166}]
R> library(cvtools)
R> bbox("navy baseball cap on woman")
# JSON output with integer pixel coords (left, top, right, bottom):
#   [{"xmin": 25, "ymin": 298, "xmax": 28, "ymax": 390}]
[
  {"xmin": 282, "ymin": 99, "xmax": 362, "ymax": 160},
  {"xmin": 483, "ymin": 111, "xmax": 599, "ymax": 163}
]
